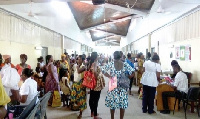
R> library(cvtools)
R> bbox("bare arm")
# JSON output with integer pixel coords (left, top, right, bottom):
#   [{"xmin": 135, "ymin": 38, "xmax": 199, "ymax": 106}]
[
  {"xmin": 156, "ymin": 72, "xmax": 161, "ymax": 82},
  {"xmin": 104, "ymin": 72, "xmax": 112, "ymax": 79},
  {"xmin": 19, "ymin": 95, "xmax": 28, "ymax": 103},
  {"xmin": 128, "ymin": 72, "xmax": 134, "ymax": 79},
  {"xmin": 77, "ymin": 65, "xmax": 86, "ymax": 74},
  {"xmin": 143, "ymin": 67, "xmax": 145, "ymax": 73},
  {"xmin": 49, "ymin": 64, "xmax": 57, "ymax": 80}
]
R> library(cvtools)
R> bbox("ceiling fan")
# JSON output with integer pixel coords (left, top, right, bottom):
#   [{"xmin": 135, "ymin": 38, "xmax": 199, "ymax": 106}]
[{"xmin": 26, "ymin": 0, "xmax": 39, "ymax": 19}]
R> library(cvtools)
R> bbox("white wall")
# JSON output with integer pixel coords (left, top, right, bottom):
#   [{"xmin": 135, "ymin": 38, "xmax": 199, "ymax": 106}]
[
  {"xmin": 0, "ymin": 11, "xmax": 90, "ymax": 69},
  {"xmin": 125, "ymin": 9, "xmax": 200, "ymax": 82},
  {"xmin": 93, "ymin": 46, "xmax": 121, "ymax": 57}
]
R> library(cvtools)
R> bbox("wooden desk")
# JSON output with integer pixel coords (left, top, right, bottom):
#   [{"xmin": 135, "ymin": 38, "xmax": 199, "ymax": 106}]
[{"xmin": 156, "ymin": 84, "xmax": 178, "ymax": 111}]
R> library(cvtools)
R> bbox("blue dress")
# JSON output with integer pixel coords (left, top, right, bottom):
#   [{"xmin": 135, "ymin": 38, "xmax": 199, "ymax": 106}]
[{"xmin": 101, "ymin": 61, "xmax": 134, "ymax": 109}]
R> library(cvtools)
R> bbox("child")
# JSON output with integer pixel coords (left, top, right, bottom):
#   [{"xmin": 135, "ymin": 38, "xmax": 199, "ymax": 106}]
[
  {"xmin": 59, "ymin": 68, "xmax": 71, "ymax": 107},
  {"xmin": 34, "ymin": 67, "xmax": 45, "ymax": 97}
]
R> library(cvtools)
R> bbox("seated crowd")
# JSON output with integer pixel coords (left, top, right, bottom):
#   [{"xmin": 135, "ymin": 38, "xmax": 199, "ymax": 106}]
[{"xmin": 0, "ymin": 51, "xmax": 193, "ymax": 119}]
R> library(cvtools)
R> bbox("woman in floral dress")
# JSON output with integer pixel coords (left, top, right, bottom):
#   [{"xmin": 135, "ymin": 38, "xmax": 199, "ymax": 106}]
[
  {"xmin": 101, "ymin": 51, "xmax": 135, "ymax": 119},
  {"xmin": 71, "ymin": 55, "xmax": 87, "ymax": 119}
]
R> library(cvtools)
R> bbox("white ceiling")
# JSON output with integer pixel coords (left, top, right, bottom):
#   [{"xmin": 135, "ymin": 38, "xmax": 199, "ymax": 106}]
[{"xmin": 0, "ymin": 0, "xmax": 200, "ymax": 47}]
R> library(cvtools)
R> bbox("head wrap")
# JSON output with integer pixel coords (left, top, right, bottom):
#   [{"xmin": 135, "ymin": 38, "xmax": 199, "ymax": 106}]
[
  {"xmin": 61, "ymin": 54, "xmax": 66, "ymax": 58},
  {"xmin": 20, "ymin": 54, "xmax": 27, "ymax": 60},
  {"xmin": 2, "ymin": 55, "xmax": 11, "ymax": 60}
]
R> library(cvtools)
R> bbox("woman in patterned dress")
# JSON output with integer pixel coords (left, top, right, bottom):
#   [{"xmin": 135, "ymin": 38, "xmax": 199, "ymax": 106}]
[
  {"xmin": 101, "ymin": 51, "xmax": 135, "ymax": 119},
  {"xmin": 45, "ymin": 55, "xmax": 60, "ymax": 106},
  {"xmin": 71, "ymin": 55, "xmax": 87, "ymax": 119}
]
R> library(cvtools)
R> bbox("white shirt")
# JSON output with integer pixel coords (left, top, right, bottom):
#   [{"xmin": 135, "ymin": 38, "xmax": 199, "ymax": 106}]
[
  {"xmin": 74, "ymin": 64, "xmax": 84, "ymax": 82},
  {"xmin": 39, "ymin": 62, "xmax": 45, "ymax": 68},
  {"xmin": 174, "ymin": 71, "xmax": 188, "ymax": 93},
  {"xmin": 20, "ymin": 78, "xmax": 38, "ymax": 105},
  {"xmin": 140, "ymin": 60, "xmax": 161, "ymax": 87}
]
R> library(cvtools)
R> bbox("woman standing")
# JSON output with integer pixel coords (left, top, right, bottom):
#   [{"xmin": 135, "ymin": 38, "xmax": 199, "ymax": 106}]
[
  {"xmin": 60, "ymin": 54, "xmax": 70, "ymax": 79},
  {"xmin": 101, "ymin": 51, "xmax": 134, "ymax": 119},
  {"xmin": 60, "ymin": 54, "xmax": 70, "ymax": 70},
  {"xmin": 140, "ymin": 54, "xmax": 161, "ymax": 114},
  {"xmin": 137, "ymin": 53, "xmax": 144, "ymax": 94},
  {"xmin": 16, "ymin": 54, "xmax": 31, "ymax": 76},
  {"xmin": 89, "ymin": 52, "xmax": 105, "ymax": 119},
  {"xmin": 45, "ymin": 55, "xmax": 60, "ymax": 106},
  {"xmin": 71, "ymin": 55, "xmax": 87, "ymax": 119}
]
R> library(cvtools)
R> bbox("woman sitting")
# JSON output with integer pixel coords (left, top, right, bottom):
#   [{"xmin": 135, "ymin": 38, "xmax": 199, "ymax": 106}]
[{"xmin": 19, "ymin": 68, "xmax": 38, "ymax": 105}]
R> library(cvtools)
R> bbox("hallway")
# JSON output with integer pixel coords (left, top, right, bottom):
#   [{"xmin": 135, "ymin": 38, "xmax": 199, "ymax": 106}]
[{"xmin": 46, "ymin": 77, "xmax": 198, "ymax": 119}]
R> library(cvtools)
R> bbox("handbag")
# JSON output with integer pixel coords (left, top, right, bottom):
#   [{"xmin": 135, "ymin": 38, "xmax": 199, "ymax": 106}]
[
  {"xmin": 94, "ymin": 66, "xmax": 105, "ymax": 91},
  {"xmin": 52, "ymin": 91, "xmax": 62, "ymax": 107},
  {"xmin": 82, "ymin": 71, "xmax": 96, "ymax": 89},
  {"xmin": 118, "ymin": 72, "xmax": 130, "ymax": 89},
  {"xmin": 94, "ymin": 73, "xmax": 105, "ymax": 91},
  {"xmin": 108, "ymin": 77, "xmax": 117, "ymax": 92}
]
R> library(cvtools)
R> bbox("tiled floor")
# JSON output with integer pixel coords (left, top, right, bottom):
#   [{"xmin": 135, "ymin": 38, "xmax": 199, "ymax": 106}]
[{"xmin": 46, "ymin": 77, "xmax": 199, "ymax": 119}]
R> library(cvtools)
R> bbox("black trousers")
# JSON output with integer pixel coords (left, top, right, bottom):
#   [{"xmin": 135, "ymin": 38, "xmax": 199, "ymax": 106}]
[
  {"xmin": 142, "ymin": 85, "xmax": 156, "ymax": 113},
  {"xmin": 162, "ymin": 91, "xmax": 182, "ymax": 110},
  {"xmin": 129, "ymin": 77, "xmax": 134, "ymax": 90},
  {"xmin": 89, "ymin": 90, "xmax": 101, "ymax": 116}
]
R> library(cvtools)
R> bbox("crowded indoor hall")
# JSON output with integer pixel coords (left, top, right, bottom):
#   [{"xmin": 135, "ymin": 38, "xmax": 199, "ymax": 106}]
[{"xmin": 0, "ymin": 0, "xmax": 200, "ymax": 119}]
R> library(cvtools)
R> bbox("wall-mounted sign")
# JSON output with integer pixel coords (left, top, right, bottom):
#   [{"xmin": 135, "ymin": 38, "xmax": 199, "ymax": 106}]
[
  {"xmin": 180, "ymin": 46, "xmax": 185, "ymax": 61},
  {"xmin": 175, "ymin": 47, "xmax": 180, "ymax": 59},
  {"xmin": 185, "ymin": 45, "xmax": 191, "ymax": 61}
]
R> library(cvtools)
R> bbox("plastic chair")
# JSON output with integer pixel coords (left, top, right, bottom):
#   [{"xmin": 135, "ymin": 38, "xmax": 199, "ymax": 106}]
[
  {"xmin": 183, "ymin": 87, "xmax": 200, "ymax": 119},
  {"xmin": 37, "ymin": 91, "xmax": 52, "ymax": 119},
  {"xmin": 13, "ymin": 94, "xmax": 39, "ymax": 119},
  {"xmin": 26, "ymin": 102, "xmax": 40, "ymax": 119}
]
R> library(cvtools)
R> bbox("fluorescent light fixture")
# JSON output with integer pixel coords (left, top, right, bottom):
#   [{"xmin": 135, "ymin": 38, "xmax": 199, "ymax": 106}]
[
  {"xmin": 94, "ymin": 32, "xmax": 104, "ymax": 37},
  {"xmin": 35, "ymin": 46, "xmax": 43, "ymax": 50}
]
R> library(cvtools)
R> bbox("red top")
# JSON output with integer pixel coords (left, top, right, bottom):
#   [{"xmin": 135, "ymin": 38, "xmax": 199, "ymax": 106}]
[
  {"xmin": 1, "ymin": 63, "xmax": 15, "ymax": 68},
  {"xmin": 16, "ymin": 64, "xmax": 31, "ymax": 75}
]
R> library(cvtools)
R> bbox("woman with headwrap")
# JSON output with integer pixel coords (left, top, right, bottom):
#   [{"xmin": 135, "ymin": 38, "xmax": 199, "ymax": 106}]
[
  {"xmin": 60, "ymin": 54, "xmax": 70, "ymax": 79},
  {"xmin": 0, "ymin": 55, "xmax": 15, "ymax": 69},
  {"xmin": 16, "ymin": 54, "xmax": 31, "ymax": 76},
  {"xmin": 60, "ymin": 54, "xmax": 70, "ymax": 70}
]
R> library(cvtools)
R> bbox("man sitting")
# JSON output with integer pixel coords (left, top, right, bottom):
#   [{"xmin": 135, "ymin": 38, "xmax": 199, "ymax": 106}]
[{"xmin": 160, "ymin": 64, "xmax": 188, "ymax": 114}]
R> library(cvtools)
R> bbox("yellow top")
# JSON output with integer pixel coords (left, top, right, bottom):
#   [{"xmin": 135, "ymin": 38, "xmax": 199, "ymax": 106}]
[{"xmin": 0, "ymin": 75, "xmax": 11, "ymax": 106}]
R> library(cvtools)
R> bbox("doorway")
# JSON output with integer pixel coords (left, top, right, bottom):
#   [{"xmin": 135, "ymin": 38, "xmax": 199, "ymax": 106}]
[
  {"xmin": 41, "ymin": 47, "xmax": 48, "ymax": 64},
  {"xmin": 151, "ymin": 47, "xmax": 155, "ymax": 54}
]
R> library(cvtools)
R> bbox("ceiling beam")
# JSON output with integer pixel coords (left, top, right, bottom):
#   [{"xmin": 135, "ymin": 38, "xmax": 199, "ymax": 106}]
[
  {"xmin": 81, "ymin": 15, "xmax": 132, "ymax": 31},
  {"xmin": 104, "ymin": 3, "xmax": 148, "ymax": 16},
  {"xmin": 148, "ymin": 0, "xmax": 160, "ymax": 14},
  {"xmin": 90, "ymin": 29, "xmax": 122, "ymax": 38},
  {"xmin": 95, "ymin": 35, "xmax": 120, "ymax": 42},
  {"xmin": 0, "ymin": 0, "xmax": 91, "ymax": 5}
]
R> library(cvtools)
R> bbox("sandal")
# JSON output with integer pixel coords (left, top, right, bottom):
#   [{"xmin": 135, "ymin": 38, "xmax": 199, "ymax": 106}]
[
  {"xmin": 77, "ymin": 114, "xmax": 82, "ymax": 119},
  {"xmin": 94, "ymin": 116, "xmax": 102, "ymax": 119},
  {"xmin": 148, "ymin": 110, "xmax": 156, "ymax": 114}
]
